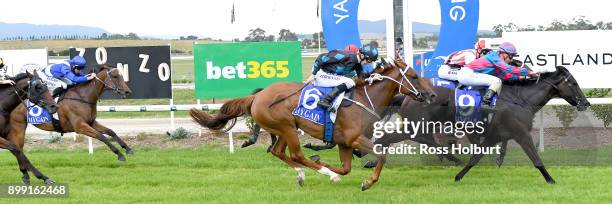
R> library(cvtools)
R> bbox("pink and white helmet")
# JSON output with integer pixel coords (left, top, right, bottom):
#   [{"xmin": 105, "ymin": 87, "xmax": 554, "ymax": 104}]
[{"xmin": 498, "ymin": 42, "xmax": 518, "ymax": 55}]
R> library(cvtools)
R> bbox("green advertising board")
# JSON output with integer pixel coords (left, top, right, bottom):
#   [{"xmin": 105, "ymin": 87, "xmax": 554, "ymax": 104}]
[{"xmin": 193, "ymin": 41, "xmax": 303, "ymax": 99}]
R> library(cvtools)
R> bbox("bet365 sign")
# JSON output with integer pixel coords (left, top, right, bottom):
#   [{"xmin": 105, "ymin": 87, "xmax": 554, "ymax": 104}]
[{"xmin": 193, "ymin": 42, "xmax": 302, "ymax": 99}]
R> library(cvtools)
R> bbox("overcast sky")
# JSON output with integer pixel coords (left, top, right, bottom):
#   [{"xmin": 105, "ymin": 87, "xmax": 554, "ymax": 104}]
[{"xmin": 1, "ymin": 0, "xmax": 611, "ymax": 39}]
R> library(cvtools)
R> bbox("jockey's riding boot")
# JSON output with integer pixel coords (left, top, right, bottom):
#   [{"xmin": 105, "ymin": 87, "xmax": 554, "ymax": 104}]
[
  {"xmin": 52, "ymin": 88, "xmax": 62, "ymax": 98},
  {"xmin": 317, "ymin": 84, "xmax": 348, "ymax": 112},
  {"xmin": 481, "ymin": 89, "xmax": 496, "ymax": 110}
]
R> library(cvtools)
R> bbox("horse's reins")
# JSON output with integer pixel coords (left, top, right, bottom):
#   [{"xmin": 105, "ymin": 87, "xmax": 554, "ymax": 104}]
[
  {"xmin": 64, "ymin": 68, "xmax": 120, "ymax": 105},
  {"xmin": 11, "ymin": 77, "xmax": 47, "ymax": 114}
]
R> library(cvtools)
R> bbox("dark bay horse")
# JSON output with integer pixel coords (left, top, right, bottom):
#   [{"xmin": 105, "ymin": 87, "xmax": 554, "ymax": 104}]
[
  {"xmin": 191, "ymin": 59, "xmax": 436, "ymax": 190},
  {"xmin": 454, "ymin": 66, "xmax": 589, "ymax": 184},
  {"xmin": 353, "ymin": 66, "xmax": 588, "ymax": 184},
  {"xmin": 1, "ymin": 71, "xmax": 58, "ymax": 184},
  {"xmin": 9, "ymin": 64, "xmax": 133, "ymax": 162}
]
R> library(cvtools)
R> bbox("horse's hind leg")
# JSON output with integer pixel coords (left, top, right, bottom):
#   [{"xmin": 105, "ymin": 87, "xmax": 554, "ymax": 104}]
[
  {"xmin": 92, "ymin": 121, "xmax": 133, "ymax": 155},
  {"xmin": 76, "ymin": 123, "xmax": 126, "ymax": 161},
  {"xmin": 268, "ymin": 135, "xmax": 306, "ymax": 186},
  {"xmin": 241, "ymin": 123, "xmax": 261, "ymax": 148},
  {"xmin": 281, "ymin": 128, "xmax": 341, "ymax": 182},
  {"xmin": 312, "ymin": 144, "xmax": 353, "ymax": 175},
  {"xmin": 454, "ymin": 136, "xmax": 498, "ymax": 182}
]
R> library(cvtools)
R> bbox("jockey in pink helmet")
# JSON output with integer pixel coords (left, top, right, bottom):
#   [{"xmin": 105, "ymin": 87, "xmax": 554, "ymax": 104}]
[
  {"xmin": 438, "ymin": 39, "xmax": 491, "ymax": 81},
  {"xmin": 459, "ymin": 42, "xmax": 538, "ymax": 108},
  {"xmin": 344, "ymin": 44, "xmax": 360, "ymax": 54}
]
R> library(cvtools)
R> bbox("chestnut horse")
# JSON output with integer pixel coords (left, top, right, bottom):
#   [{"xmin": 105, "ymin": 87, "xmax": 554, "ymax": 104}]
[
  {"xmin": 9, "ymin": 64, "xmax": 133, "ymax": 162},
  {"xmin": 1, "ymin": 71, "xmax": 58, "ymax": 184},
  {"xmin": 191, "ymin": 59, "xmax": 436, "ymax": 190}
]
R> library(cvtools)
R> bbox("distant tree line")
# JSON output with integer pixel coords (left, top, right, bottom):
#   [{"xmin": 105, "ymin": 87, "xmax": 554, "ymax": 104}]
[
  {"xmin": 492, "ymin": 16, "xmax": 612, "ymax": 36},
  {"xmin": 491, "ymin": 16, "xmax": 612, "ymax": 128}
]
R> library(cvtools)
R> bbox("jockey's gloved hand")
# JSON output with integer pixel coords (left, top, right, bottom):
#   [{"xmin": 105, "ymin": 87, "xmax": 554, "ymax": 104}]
[{"xmin": 86, "ymin": 73, "xmax": 97, "ymax": 80}]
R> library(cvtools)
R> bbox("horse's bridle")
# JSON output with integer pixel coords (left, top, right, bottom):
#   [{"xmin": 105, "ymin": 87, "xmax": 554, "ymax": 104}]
[
  {"xmin": 11, "ymin": 77, "xmax": 50, "ymax": 112},
  {"xmin": 94, "ymin": 68, "xmax": 120, "ymax": 93},
  {"xmin": 366, "ymin": 59, "xmax": 421, "ymax": 97},
  {"xmin": 358, "ymin": 59, "xmax": 422, "ymax": 117}
]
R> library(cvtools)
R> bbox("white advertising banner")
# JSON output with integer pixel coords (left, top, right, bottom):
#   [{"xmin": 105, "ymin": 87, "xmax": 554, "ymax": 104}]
[
  {"xmin": 0, "ymin": 48, "xmax": 48, "ymax": 77},
  {"xmin": 503, "ymin": 30, "xmax": 612, "ymax": 88}
]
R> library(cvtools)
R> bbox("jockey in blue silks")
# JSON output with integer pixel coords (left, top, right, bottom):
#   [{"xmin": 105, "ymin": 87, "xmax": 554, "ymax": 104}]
[
  {"xmin": 42, "ymin": 56, "xmax": 96, "ymax": 97},
  {"xmin": 308, "ymin": 45, "xmax": 379, "ymax": 112}
]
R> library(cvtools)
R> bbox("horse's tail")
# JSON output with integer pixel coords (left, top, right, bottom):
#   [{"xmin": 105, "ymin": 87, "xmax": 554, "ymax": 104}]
[{"xmin": 190, "ymin": 90, "xmax": 260, "ymax": 130}]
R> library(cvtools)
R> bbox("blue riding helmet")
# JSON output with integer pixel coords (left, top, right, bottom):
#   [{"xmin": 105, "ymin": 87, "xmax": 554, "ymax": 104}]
[
  {"xmin": 359, "ymin": 45, "xmax": 379, "ymax": 62},
  {"xmin": 70, "ymin": 56, "xmax": 87, "ymax": 70}
]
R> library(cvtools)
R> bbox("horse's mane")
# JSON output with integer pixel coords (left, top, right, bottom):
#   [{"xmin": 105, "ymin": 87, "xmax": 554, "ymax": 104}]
[{"xmin": 9, "ymin": 73, "xmax": 29, "ymax": 82}]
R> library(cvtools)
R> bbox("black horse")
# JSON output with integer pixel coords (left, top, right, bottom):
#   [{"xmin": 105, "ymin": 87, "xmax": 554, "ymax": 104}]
[
  {"xmin": 454, "ymin": 66, "xmax": 589, "ymax": 184},
  {"xmin": 0, "ymin": 72, "xmax": 58, "ymax": 184},
  {"xmin": 360, "ymin": 66, "xmax": 589, "ymax": 183}
]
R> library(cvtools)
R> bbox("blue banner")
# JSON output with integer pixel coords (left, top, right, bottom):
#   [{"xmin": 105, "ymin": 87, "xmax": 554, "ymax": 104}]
[
  {"xmin": 321, "ymin": 0, "xmax": 361, "ymax": 50},
  {"xmin": 425, "ymin": 0, "xmax": 479, "ymax": 78},
  {"xmin": 413, "ymin": 51, "xmax": 434, "ymax": 77}
]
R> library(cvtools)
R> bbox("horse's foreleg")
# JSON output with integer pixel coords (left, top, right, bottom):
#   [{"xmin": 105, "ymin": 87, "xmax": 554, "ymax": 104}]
[
  {"xmin": 514, "ymin": 130, "xmax": 555, "ymax": 184},
  {"xmin": 352, "ymin": 135, "xmax": 386, "ymax": 191},
  {"xmin": 75, "ymin": 123, "xmax": 126, "ymax": 161},
  {"xmin": 1, "ymin": 136, "xmax": 53, "ymax": 185},
  {"xmin": 92, "ymin": 121, "xmax": 133, "ymax": 155},
  {"xmin": 496, "ymin": 140, "xmax": 509, "ymax": 167}
]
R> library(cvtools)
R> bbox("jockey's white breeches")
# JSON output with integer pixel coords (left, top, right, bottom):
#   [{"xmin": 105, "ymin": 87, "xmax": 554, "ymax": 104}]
[
  {"xmin": 437, "ymin": 65, "xmax": 460, "ymax": 81},
  {"xmin": 312, "ymin": 70, "xmax": 355, "ymax": 89},
  {"xmin": 457, "ymin": 68, "xmax": 502, "ymax": 93}
]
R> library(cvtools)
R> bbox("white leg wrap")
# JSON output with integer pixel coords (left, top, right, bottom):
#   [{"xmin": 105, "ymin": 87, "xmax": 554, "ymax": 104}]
[
  {"xmin": 317, "ymin": 167, "xmax": 341, "ymax": 182},
  {"xmin": 295, "ymin": 167, "xmax": 305, "ymax": 180}
]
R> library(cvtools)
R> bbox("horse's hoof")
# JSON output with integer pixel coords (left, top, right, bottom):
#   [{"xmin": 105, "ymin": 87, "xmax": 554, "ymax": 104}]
[
  {"xmin": 126, "ymin": 149, "xmax": 135, "ymax": 155},
  {"xmin": 118, "ymin": 155, "xmax": 127, "ymax": 162},
  {"xmin": 297, "ymin": 176, "xmax": 304, "ymax": 187},
  {"xmin": 454, "ymin": 175, "xmax": 463, "ymax": 182},
  {"xmin": 309, "ymin": 155, "xmax": 321, "ymax": 163},
  {"xmin": 330, "ymin": 175, "xmax": 341, "ymax": 182},
  {"xmin": 547, "ymin": 179, "xmax": 556, "ymax": 184},
  {"xmin": 22, "ymin": 178, "xmax": 30, "ymax": 185},
  {"xmin": 361, "ymin": 180, "xmax": 371, "ymax": 191},
  {"xmin": 437, "ymin": 154, "xmax": 444, "ymax": 162},
  {"xmin": 44, "ymin": 178, "xmax": 55, "ymax": 185},
  {"xmin": 266, "ymin": 145, "xmax": 273, "ymax": 153},
  {"xmin": 240, "ymin": 141, "xmax": 251, "ymax": 148},
  {"xmin": 496, "ymin": 158, "xmax": 504, "ymax": 168},
  {"xmin": 363, "ymin": 160, "xmax": 377, "ymax": 168}
]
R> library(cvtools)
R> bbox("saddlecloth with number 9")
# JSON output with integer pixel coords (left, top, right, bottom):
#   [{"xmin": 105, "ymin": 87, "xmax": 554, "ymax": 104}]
[{"xmin": 193, "ymin": 41, "xmax": 302, "ymax": 99}]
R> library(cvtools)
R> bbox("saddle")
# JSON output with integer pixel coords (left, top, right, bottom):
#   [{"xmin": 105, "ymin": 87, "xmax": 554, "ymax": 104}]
[{"xmin": 433, "ymin": 78, "xmax": 498, "ymax": 122}]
